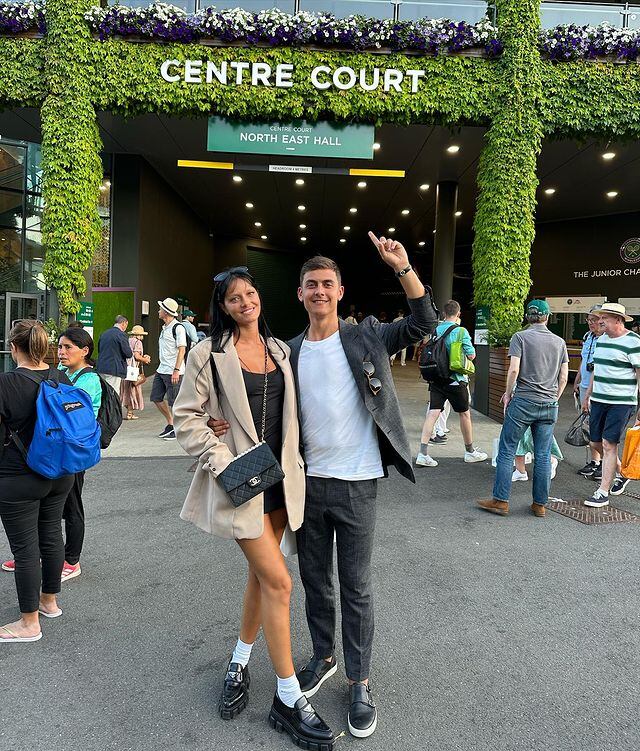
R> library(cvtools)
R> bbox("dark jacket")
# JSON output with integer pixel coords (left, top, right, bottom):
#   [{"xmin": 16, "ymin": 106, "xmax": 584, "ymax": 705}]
[
  {"xmin": 288, "ymin": 292, "xmax": 438, "ymax": 482},
  {"xmin": 96, "ymin": 326, "xmax": 133, "ymax": 378}
]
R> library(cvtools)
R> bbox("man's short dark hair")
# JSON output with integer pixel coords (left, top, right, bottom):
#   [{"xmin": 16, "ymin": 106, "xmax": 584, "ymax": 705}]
[
  {"xmin": 443, "ymin": 300, "xmax": 461, "ymax": 318},
  {"xmin": 115, "ymin": 315, "xmax": 128, "ymax": 325},
  {"xmin": 299, "ymin": 256, "xmax": 342, "ymax": 286}
]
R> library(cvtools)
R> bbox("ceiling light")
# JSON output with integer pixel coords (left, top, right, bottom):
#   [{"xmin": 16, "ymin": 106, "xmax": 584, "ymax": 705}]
[
  {"xmin": 418, "ymin": 241, "xmax": 426, "ymax": 247},
  {"xmin": 388, "ymin": 227, "xmax": 396, "ymax": 233},
  {"xmin": 455, "ymin": 211, "xmax": 462, "ymax": 217},
  {"xmin": 446, "ymin": 145, "xmax": 460, "ymax": 154},
  {"xmin": 401, "ymin": 209, "xmax": 410, "ymax": 215},
  {"xmin": 299, "ymin": 223, "xmax": 306, "ymax": 229},
  {"xmin": 300, "ymin": 237, "xmax": 307, "ymax": 242},
  {"xmin": 606, "ymin": 190, "xmax": 619, "ymax": 198},
  {"xmin": 260, "ymin": 235, "xmax": 267, "ymax": 240},
  {"xmin": 357, "ymin": 181, "xmax": 367, "ymax": 188},
  {"xmin": 433, "ymin": 229, "xmax": 436, "ymax": 234},
  {"xmin": 295, "ymin": 178, "xmax": 305, "ymax": 186},
  {"xmin": 298, "ymin": 205, "xmax": 306, "ymax": 211},
  {"xmin": 373, "ymin": 142, "xmax": 381, "ymax": 151},
  {"xmin": 254, "ymin": 221, "xmax": 262, "ymax": 227},
  {"xmin": 544, "ymin": 188, "xmax": 556, "ymax": 195},
  {"xmin": 343, "ymin": 225, "xmax": 351, "ymax": 231},
  {"xmin": 245, "ymin": 202, "xmax": 254, "ymax": 209},
  {"xmin": 419, "ymin": 183, "xmax": 430, "ymax": 191},
  {"xmin": 232, "ymin": 175, "xmax": 242, "ymax": 183},
  {"xmin": 602, "ymin": 151, "xmax": 616, "ymax": 160},
  {"xmin": 349, "ymin": 207, "xmax": 357, "ymax": 214},
  {"xmin": 340, "ymin": 238, "xmax": 346, "ymax": 243}
]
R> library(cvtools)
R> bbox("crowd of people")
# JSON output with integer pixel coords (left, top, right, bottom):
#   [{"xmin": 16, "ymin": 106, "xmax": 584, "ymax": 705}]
[{"xmin": 1, "ymin": 232, "xmax": 639, "ymax": 751}]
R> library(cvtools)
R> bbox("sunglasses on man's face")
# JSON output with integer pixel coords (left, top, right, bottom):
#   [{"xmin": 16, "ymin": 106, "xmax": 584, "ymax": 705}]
[
  {"xmin": 363, "ymin": 361, "xmax": 382, "ymax": 396},
  {"xmin": 214, "ymin": 266, "xmax": 250, "ymax": 283}
]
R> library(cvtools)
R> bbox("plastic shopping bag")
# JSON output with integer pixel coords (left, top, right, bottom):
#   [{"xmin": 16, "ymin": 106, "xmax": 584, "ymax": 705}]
[{"xmin": 621, "ymin": 426, "xmax": 640, "ymax": 480}]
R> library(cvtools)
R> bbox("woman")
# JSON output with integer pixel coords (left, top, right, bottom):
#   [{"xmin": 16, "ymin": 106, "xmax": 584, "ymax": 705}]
[
  {"xmin": 0, "ymin": 320, "xmax": 75, "ymax": 642},
  {"xmin": 512, "ymin": 427, "xmax": 562, "ymax": 482},
  {"xmin": 173, "ymin": 268, "xmax": 334, "ymax": 750},
  {"xmin": 121, "ymin": 324, "xmax": 151, "ymax": 420},
  {"xmin": 56, "ymin": 327, "xmax": 103, "ymax": 582}
]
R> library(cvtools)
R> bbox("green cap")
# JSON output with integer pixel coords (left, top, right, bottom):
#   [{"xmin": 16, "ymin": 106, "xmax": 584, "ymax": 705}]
[
  {"xmin": 182, "ymin": 309, "xmax": 196, "ymax": 317},
  {"xmin": 526, "ymin": 299, "xmax": 550, "ymax": 315}
]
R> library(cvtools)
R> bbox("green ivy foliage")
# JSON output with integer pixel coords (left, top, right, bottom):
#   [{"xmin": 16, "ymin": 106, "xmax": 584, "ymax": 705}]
[
  {"xmin": 41, "ymin": 0, "xmax": 103, "ymax": 317},
  {"xmin": 0, "ymin": 39, "xmax": 46, "ymax": 105},
  {"xmin": 472, "ymin": 0, "xmax": 543, "ymax": 344}
]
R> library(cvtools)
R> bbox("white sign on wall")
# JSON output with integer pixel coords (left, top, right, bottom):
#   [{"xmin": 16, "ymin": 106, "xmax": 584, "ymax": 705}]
[
  {"xmin": 545, "ymin": 296, "xmax": 607, "ymax": 314},
  {"xmin": 618, "ymin": 298, "xmax": 640, "ymax": 315}
]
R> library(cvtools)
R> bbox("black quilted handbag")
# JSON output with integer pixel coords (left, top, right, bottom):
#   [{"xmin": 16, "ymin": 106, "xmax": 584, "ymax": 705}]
[{"xmin": 214, "ymin": 346, "xmax": 285, "ymax": 508}]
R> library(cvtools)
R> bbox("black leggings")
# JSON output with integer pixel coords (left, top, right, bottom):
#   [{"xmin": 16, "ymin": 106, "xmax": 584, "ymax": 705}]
[
  {"xmin": 62, "ymin": 471, "xmax": 85, "ymax": 565},
  {"xmin": 0, "ymin": 473, "xmax": 74, "ymax": 613}
]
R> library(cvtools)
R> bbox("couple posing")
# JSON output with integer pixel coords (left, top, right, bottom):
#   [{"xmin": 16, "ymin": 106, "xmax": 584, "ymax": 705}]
[{"xmin": 173, "ymin": 233, "xmax": 437, "ymax": 749}]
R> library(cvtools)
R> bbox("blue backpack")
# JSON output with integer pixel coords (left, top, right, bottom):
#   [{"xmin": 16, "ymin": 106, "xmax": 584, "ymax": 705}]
[{"xmin": 9, "ymin": 369, "xmax": 102, "ymax": 479}]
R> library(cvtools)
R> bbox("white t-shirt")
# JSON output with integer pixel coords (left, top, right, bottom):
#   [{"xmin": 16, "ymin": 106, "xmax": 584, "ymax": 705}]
[
  {"xmin": 298, "ymin": 331, "xmax": 384, "ymax": 480},
  {"xmin": 158, "ymin": 319, "xmax": 187, "ymax": 375}
]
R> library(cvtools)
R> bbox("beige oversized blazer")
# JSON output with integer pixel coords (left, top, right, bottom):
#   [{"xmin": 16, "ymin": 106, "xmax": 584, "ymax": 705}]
[{"xmin": 172, "ymin": 336, "xmax": 305, "ymax": 540}]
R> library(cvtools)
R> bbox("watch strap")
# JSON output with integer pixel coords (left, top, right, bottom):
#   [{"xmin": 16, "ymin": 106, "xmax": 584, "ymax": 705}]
[{"xmin": 395, "ymin": 265, "xmax": 412, "ymax": 278}]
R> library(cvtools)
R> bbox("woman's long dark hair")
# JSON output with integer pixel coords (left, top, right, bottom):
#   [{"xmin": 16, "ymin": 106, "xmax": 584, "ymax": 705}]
[
  {"xmin": 209, "ymin": 268, "xmax": 275, "ymax": 352},
  {"xmin": 59, "ymin": 327, "xmax": 95, "ymax": 367}
]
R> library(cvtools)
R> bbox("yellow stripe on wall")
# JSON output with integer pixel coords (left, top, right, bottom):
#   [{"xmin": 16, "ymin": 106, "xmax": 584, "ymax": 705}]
[
  {"xmin": 349, "ymin": 168, "xmax": 405, "ymax": 178},
  {"xmin": 177, "ymin": 160, "xmax": 235, "ymax": 170}
]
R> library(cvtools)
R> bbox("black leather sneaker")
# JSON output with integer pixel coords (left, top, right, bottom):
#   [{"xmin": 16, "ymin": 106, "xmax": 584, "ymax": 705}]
[
  {"xmin": 348, "ymin": 683, "xmax": 377, "ymax": 738},
  {"xmin": 296, "ymin": 656, "xmax": 337, "ymax": 698},
  {"xmin": 269, "ymin": 694, "xmax": 335, "ymax": 751},
  {"xmin": 578, "ymin": 460, "xmax": 598, "ymax": 477},
  {"xmin": 219, "ymin": 661, "xmax": 249, "ymax": 720}
]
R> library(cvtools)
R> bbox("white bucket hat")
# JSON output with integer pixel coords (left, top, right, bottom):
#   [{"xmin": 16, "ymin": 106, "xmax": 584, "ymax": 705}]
[
  {"xmin": 158, "ymin": 297, "xmax": 179, "ymax": 316},
  {"xmin": 598, "ymin": 303, "xmax": 633, "ymax": 322}
]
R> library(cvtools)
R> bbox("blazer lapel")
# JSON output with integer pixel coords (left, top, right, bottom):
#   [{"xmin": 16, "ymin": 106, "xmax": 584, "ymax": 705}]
[
  {"xmin": 338, "ymin": 320, "xmax": 367, "ymax": 401},
  {"xmin": 210, "ymin": 341, "xmax": 258, "ymax": 444}
]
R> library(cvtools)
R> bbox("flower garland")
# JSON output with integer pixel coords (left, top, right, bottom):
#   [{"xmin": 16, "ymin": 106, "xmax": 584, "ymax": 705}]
[
  {"xmin": 539, "ymin": 23, "xmax": 640, "ymax": 62},
  {"xmin": 83, "ymin": 3, "xmax": 502, "ymax": 56},
  {"xmin": 0, "ymin": 1, "xmax": 45, "ymax": 34}
]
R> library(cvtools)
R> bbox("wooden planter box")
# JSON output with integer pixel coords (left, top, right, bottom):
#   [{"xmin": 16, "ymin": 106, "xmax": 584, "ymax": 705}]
[
  {"xmin": 43, "ymin": 343, "xmax": 58, "ymax": 368},
  {"xmin": 488, "ymin": 347, "xmax": 509, "ymax": 423}
]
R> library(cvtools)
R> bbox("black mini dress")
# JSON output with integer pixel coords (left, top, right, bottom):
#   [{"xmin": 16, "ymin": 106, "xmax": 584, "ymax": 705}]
[{"xmin": 241, "ymin": 366, "xmax": 285, "ymax": 514}]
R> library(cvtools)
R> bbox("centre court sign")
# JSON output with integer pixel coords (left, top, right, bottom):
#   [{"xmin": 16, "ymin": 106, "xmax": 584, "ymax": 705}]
[{"xmin": 161, "ymin": 59, "xmax": 429, "ymax": 93}]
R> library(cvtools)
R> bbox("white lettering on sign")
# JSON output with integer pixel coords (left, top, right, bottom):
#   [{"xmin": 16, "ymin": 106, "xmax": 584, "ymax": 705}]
[
  {"xmin": 162, "ymin": 60, "xmax": 428, "ymax": 94},
  {"xmin": 268, "ymin": 165, "xmax": 314, "ymax": 173}
]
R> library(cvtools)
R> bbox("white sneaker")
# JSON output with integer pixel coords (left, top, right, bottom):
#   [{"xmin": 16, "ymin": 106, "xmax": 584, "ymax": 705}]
[
  {"xmin": 584, "ymin": 490, "xmax": 609, "ymax": 508},
  {"xmin": 464, "ymin": 449, "xmax": 488, "ymax": 463},
  {"xmin": 550, "ymin": 456, "xmax": 558, "ymax": 480},
  {"xmin": 416, "ymin": 453, "xmax": 438, "ymax": 467},
  {"xmin": 512, "ymin": 469, "xmax": 528, "ymax": 482}
]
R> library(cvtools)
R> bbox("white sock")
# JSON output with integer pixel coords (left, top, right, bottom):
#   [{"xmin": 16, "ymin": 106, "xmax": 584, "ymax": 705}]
[
  {"xmin": 277, "ymin": 672, "xmax": 304, "ymax": 708},
  {"xmin": 231, "ymin": 638, "xmax": 253, "ymax": 668}
]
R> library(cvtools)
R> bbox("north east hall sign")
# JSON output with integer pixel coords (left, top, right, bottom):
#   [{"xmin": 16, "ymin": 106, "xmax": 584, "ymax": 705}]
[{"xmin": 160, "ymin": 59, "xmax": 430, "ymax": 93}]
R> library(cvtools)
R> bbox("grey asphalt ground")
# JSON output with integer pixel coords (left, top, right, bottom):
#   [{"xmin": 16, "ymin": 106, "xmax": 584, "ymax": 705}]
[{"xmin": 1, "ymin": 363, "xmax": 639, "ymax": 751}]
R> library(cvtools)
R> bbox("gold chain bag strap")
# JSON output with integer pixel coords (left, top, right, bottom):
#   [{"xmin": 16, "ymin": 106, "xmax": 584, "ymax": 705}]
[{"xmin": 214, "ymin": 342, "xmax": 285, "ymax": 507}]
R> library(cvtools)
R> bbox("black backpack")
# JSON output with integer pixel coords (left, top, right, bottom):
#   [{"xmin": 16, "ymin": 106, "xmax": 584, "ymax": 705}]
[
  {"xmin": 172, "ymin": 322, "xmax": 193, "ymax": 359},
  {"xmin": 76, "ymin": 368, "xmax": 123, "ymax": 449},
  {"xmin": 419, "ymin": 324, "xmax": 459, "ymax": 382}
]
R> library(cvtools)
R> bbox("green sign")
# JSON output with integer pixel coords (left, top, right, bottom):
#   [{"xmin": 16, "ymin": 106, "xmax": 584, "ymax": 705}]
[
  {"xmin": 78, "ymin": 301, "xmax": 94, "ymax": 327},
  {"xmin": 207, "ymin": 117, "xmax": 374, "ymax": 159}
]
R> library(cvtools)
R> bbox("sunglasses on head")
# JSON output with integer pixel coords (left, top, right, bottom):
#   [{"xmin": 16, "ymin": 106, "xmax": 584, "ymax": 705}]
[
  {"xmin": 363, "ymin": 361, "xmax": 382, "ymax": 396},
  {"xmin": 214, "ymin": 266, "xmax": 250, "ymax": 284}
]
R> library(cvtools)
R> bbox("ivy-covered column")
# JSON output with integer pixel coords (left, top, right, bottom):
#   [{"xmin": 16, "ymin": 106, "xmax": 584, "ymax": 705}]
[
  {"xmin": 41, "ymin": 0, "xmax": 102, "ymax": 318},
  {"xmin": 472, "ymin": 0, "xmax": 543, "ymax": 343}
]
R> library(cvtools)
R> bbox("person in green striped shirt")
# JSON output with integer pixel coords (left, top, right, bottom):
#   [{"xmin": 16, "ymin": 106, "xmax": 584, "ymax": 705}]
[{"xmin": 582, "ymin": 303, "xmax": 640, "ymax": 507}]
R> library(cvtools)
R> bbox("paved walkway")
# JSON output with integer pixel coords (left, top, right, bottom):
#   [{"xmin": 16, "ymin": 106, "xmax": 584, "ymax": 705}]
[{"xmin": 1, "ymin": 362, "xmax": 638, "ymax": 751}]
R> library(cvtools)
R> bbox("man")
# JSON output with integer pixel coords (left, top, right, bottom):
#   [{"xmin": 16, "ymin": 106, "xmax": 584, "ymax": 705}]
[
  {"xmin": 478, "ymin": 300, "xmax": 569, "ymax": 518},
  {"xmin": 291, "ymin": 234, "xmax": 436, "ymax": 738},
  {"xmin": 181, "ymin": 309, "xmax": 199, "ymax": 349},
  {"xmin": 416, "ymin": 300, "xmax": 488, "ymax": 467},
  {"xmin": 95, "ymin": 315, "xmax": 132, "ymax": 392},
  {"xmin": 573, "ymin": 305, "xmax": 604, "ymax": 478},
  {"xmin": 389, "ymin": 310, "xmax": 407, "ymax": 366},
  {"xmin": 344, "ymin": 304, "xmax": 358, "ymax": 326},
  {"xmin": 581, "ymin": 303, "xmax": 640, "ymax": 506},
  {"xmin": 152, "ymin": 297, "xmax": 186, "ymax": 441}
]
